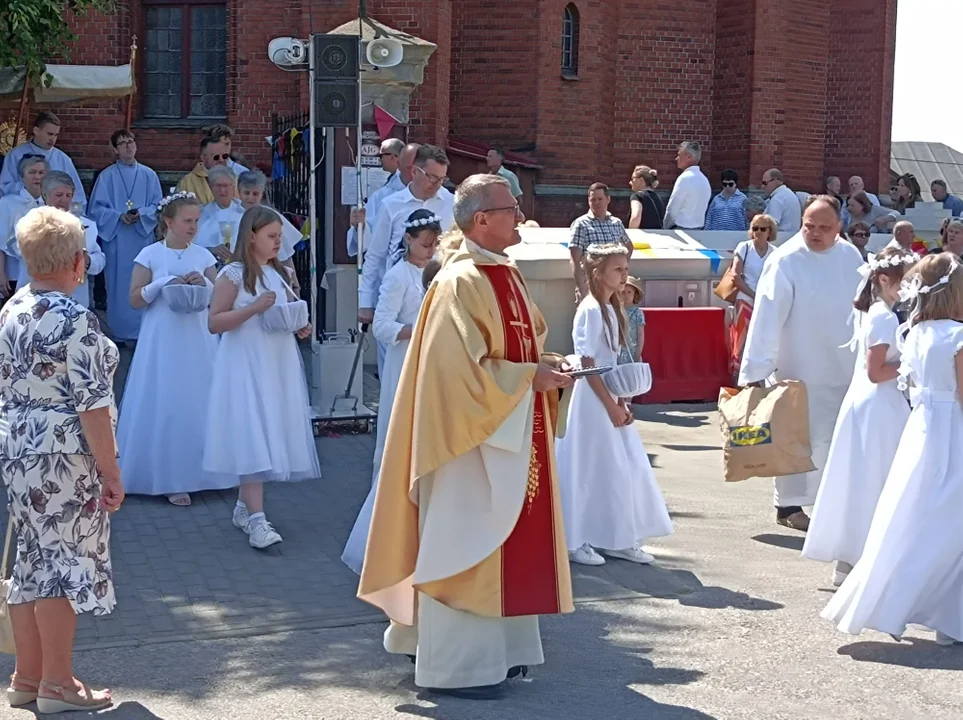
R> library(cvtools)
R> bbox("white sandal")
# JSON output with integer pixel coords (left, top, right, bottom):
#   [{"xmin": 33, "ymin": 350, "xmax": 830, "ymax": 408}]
[
  {"xmin": 36, "ymin": 680, "xmax": 112, "ymax": 714},
  {"xmin": 6, "ymin": 674, "xmax": 39, "ymax": 707},
  {"xmin": 167, "ymin": 493, "xmax": 192, "ymax": 506}
]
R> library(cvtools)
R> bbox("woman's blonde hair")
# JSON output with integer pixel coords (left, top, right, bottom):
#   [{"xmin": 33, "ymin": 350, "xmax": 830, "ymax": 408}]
[
  {"xmin": 584, "ymin": 244, "xmax": 628, "ymax": 352},
  {"xmin": 903, "ymin": 252, "xmax": 963, "ymax": 326},
  {"xmin": 852, "ymin": 245, "xmax": 915, "ymax": 313},
  {"xmin": 17, "ymin": 206, "xmax": 84, "ymax": 278},
  {"xmin": 156, "ymin": 193, "xmax": 201, "ymax": 241},
  {"xmin": 748, "ymin": 213, "xmax": 777, "ymax": 239},
  {"xmin": 233, "ymin": 205, "xmax": 286, "ymax": 295}
]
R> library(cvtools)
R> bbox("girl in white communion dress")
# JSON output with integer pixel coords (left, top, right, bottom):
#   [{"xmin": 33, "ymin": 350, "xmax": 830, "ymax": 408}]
[{"xmin": 822, "ymin": 253, "xmax": 963, "ymax": 646}]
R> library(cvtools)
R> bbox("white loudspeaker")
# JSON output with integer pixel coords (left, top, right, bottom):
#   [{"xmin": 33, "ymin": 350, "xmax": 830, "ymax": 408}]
[{"xmin": 365, "ymin": 37, "xmax": 403, "ymax": 68}]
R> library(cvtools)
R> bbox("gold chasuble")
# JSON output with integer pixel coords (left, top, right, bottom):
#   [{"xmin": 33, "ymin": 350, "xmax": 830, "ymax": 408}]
[{"xmin": 358, "ymin": 240, "xmax": 574, "ymax": 624}]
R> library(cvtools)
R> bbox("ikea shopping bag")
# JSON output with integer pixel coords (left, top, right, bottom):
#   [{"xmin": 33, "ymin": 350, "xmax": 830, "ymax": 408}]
[{"xmin": 718, "ymin": 380, "xmax": 815, "ymax": 482}]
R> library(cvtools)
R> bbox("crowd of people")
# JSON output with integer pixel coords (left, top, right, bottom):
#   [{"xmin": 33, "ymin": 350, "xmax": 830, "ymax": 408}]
[{"xmin": 0, "ymin": 112, "xmax": 960, "ymax": 712}]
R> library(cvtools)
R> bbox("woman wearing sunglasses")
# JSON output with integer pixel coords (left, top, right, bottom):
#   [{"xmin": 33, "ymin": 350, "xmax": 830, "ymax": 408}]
[
  {"xmin": 846, "ymin": 221, "xmax": 871, "ymax": 260},
  {"xmin": 728, "ymin": 214, "xmax": 777, "ymax": 376}
]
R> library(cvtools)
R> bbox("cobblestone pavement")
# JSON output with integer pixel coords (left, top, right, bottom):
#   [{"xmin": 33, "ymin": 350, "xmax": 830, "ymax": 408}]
[{"xmin": 0, "ymin": 354, "xmax": 694, "ymax": 652}]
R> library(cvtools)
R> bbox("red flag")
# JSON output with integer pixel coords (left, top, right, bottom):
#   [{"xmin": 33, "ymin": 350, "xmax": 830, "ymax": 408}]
[{"xmin": 374, "ymin": 105, "xmax": 400, "ymax": 140}]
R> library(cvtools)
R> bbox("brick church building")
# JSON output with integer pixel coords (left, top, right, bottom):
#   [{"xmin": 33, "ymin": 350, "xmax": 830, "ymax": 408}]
[{"xmin": 2, "ymin": 0, "xmax": 896, "ymax": 227}]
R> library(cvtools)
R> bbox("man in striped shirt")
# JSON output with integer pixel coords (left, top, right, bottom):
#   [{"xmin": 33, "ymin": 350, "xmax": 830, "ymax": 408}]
[{"xmin": 704, "ymin": 169, "xmax": 748, "ymax": 231}]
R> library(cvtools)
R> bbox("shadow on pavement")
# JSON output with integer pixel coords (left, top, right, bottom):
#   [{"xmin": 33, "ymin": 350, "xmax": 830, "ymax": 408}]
[
  {"xmin": 660, "ymin": 444, "xmax": 719, "ymax": 452},
  {"xmin": 751, "ymin": 533, "xmax": 805, "ymax": 551},
  {"xmin": 837, "ymin": 638, "xmax": 963, "ymax": 671},
  {"xmin": 634, "ymin": 408, "xmax": 713, "ymax": 429},
  {"xmin": 389, "ymin": 602, "xmax": 717, "ymax": 720},
  {"xmin": 15, "ymin": 701, "xmax": 165, "ymax": 719}
]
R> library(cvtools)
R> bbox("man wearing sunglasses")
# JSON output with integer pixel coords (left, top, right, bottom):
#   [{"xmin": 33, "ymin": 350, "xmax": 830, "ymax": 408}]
[
  {"xmin": 175, "ymin": 136, "xmax": 233, "ymax": 205},
  {"xmin": 0, "ymin": 111, "xmax": 86, "ymax": 213},
  {"xmin": 359, "ymin": 144, "xmax": 455, "ymax": 374},
  {"xmin": 704, "ymin": 169, "xmax": 748, "ymax": 231}
]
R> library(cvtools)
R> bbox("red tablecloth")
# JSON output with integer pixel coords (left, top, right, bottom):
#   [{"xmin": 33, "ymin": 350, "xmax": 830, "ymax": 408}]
[{"xmin": 635, "ymin": 307, "xmax": 730, "ymax": 404}]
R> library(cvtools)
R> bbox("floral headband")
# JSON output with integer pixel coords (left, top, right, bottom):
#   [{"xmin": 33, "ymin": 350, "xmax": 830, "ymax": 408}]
[
  {"xmin": 405, "ymin": 213, "xmax": 442, "ymax": 230},
  {"xmin": 897, "ymin": 263, "xmax": 957, "ymax": 304},
  {"xmin": 854, "ymin": 251, "xmax": 920, "ymax": 302},
  {"xmin": 158, "ymin": 191, "xmax": 197, "ymax": 211},
  {"xmin": 585, "ymin": 243, "xmax": 629, "ymax": 257}
]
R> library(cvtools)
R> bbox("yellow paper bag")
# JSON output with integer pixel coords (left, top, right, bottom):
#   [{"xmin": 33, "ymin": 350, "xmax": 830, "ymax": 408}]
[{"xmin": 718, "ymin": 380, "xmax": 816, "ymax": 482}]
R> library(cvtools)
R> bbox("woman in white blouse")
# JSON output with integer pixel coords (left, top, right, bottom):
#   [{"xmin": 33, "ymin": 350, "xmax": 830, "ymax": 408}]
[
  {"xmin": 341, "ymin": 208, "xmax": 441, "ymax": 574},
  {"xmin": 728, "ymin": 213, "xmax": 776, "ymax": 376}
]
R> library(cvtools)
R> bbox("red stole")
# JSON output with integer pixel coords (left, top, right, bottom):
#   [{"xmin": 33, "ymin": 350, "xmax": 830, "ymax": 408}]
[{"xmin": 478, "ymin": 264, "xmax": 561, "ymax": 616}]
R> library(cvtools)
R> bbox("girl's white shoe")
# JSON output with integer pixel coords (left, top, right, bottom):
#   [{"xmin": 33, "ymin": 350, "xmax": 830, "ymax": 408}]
[
  {"xmin": 935, "ymin": 631, "xmax": 961, "ymax": 646},
  {"xmin": 569, "ymin": 543, "xmax": 605, "ymax": 566},
  {"xmin": 604, "ymin": 545, "xmax": 655, "ymax": 565},
  {"xmin": 248, "ymin": 519, "xmax": 282, "ymax": 549}
]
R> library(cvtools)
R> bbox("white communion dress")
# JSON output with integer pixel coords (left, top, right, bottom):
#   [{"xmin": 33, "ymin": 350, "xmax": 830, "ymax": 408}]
[
  {"xmin": 342, "ymin": 260, "xmax": 426, "ymax": 574},
  {"xmin": 822, "ymin": 320, "xmax": 963, "ymax": 641},
  {"xmin": 555, "ymin": 296, "xmax": 673, "ymax": 552},
  {"xmin": 118, "ymin": 241, "xmax": 225, "ymax": 495},
  {"xmin": 201, "ymin": 262, "xmax": 320, "ymax": 485},
  {"xmin": 803, "ymin": 302, "xmax": 911, "ymax": 567}
]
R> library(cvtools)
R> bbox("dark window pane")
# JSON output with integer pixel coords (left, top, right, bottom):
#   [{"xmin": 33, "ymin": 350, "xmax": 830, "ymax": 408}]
[
  {"xmin": 188, "ymin": 5, "xmax": 227, "ymax": 118},
  {"xmin": 144, "ymin": 6, "xmax": 183, "ymax": 118}
]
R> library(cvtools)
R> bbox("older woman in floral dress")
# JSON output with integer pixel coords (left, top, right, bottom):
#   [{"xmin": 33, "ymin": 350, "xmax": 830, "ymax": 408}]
[{"xmin": 0, "ymin": 207, "xmax": 123, "ymax": 714}]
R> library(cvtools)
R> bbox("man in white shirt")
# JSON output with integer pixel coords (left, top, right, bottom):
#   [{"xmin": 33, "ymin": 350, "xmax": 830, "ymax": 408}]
[
  {"xmin": 347, "ymin": 138, "xmax": 410, "ymax": 257},
  {"xmin": 739, "ymin": 195, "xmax": 863, "ymax": 531},
  {"xmin": 486, "ymin": 147, "xmax": 523, "ymax": 200},
  {"xmin": 848, "ymin": 176, "xmax": 880, "ymax": 207},
  {"xmin": 359, "ymin": 144, "xmax": 455, "ymax": 374},
  {"xmin": 888, "ymin": 220, "xmax": 915, "ymax": 250},
  {"xmin": 663, "ymin": 141, "xmax": 711, "ymax": 230},
  {"xmin": 762, "ymin": 168, "xmax": 802, "ymax": 234}
]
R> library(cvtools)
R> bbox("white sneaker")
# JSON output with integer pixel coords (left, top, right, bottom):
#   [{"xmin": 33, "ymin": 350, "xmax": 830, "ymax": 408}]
[
  {"xmin": 232, "ymin": 505, "xmax": 251, "ymax": 534},
  {"xmin": 569, "ymin": 543, "xmax": 605, "ymax": 566},
  {"xmin": 604, "ymin": 545, "xmax": 655, "ymax": 564},
  {"xmin": 248, "ymin": 519, "xmax": 283, "ymax": 549},
  {"xmin": 935, "ymin": 631, "xmax": 961, "ymax": 646},
  {"xmin": 832, "ymin": 561, "xmax": 853, "ymax": 587}
]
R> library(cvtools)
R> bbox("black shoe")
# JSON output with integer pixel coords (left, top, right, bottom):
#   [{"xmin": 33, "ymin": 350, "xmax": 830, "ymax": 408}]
[
  {"xmin": 506, "ymin": 665, "xmax": 528, "ymax": 679},
  {"xmin": 406, "ymin": 654, "xmax": 416, "ymax": 664},
  {"xmin": 426, "ymin": 684, "xmax": 505, "ymax": 700}
]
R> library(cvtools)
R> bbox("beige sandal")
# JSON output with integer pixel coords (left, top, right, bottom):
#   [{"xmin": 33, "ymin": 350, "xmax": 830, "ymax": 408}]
[
  {"xmin": 36, "ymin": 680, "xmax": 112, "ymax": 714},
  {"xmin": 6, "ymin": 674, "xmax": 40, "ymax": 707}
]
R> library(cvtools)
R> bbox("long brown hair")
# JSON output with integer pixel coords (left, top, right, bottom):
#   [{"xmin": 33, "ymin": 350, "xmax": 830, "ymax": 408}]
[
  {"xmin": 853, "ymin": 246, "xmax": 915, "ymax": 312},
  {"xmin": 584, "ymin": 245, "xmax": 628, "ymax": 351},
  {"xmin": 233, "ymin": 206, "xmax": 286, "ymax": 295},
  {"xmin": 903, "ymin": 252, "xmax": 963, "ymax": 326}
]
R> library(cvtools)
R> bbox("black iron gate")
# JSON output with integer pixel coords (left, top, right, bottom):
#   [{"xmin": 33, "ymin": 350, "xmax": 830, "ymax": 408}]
[{"xmin": 270, "ymin": 111, "xmax": 324, "ymax": 323}]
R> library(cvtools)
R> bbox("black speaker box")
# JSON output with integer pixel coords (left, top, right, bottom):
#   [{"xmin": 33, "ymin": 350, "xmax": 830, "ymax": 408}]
[
  {"xmin": 314, "ymin": 82, "xmax": 358, "ymax": 127},
  {"xmin": 313, "ymin": 35, "xmax": 360, "ymax": 81}
]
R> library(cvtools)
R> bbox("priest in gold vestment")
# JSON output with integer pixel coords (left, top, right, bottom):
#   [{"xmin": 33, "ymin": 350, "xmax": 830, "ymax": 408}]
[{"xmin": 359, "ymin": 174, "xmax": 576, "ymax": 699}]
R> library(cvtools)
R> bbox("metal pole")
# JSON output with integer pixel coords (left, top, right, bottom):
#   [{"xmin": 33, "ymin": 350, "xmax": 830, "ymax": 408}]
[
  {"xmin": 308, "ymin": 35, "xmax": 318, "ymax": 342},
  {"xmin": 355, "ymin": 9, "xmax": 365, "ymax": 319}
]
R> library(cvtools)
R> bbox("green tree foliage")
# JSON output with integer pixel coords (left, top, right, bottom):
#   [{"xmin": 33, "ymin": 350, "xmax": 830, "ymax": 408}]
[{"xmin": 0, "ymin": 0, "xmax": 116, "ymax": 84}]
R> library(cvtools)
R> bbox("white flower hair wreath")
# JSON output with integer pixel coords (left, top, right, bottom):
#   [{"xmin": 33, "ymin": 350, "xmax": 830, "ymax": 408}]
[
  {"xmin": 406, "ymin": 214, "xmax": 442, "ymax": 230},
  {"xmin": 158, "ymin": 191, "xmax": 197, "ymax": 211},
  {"xmin": 585, "ymin": 243, "xmax": 629, "ymax": 257}
]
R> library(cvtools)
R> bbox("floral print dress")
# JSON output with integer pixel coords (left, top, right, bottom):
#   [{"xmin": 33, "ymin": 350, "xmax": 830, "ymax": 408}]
[{"xmin": 0, "ymin": 288, "xmax": 119, "ymax": 615}]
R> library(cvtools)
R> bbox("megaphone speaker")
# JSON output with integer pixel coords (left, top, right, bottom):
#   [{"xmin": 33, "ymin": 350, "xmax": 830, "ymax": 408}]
[{"xmin": 366, "ymin": 37, "xmax": 403, "ymax": 68}]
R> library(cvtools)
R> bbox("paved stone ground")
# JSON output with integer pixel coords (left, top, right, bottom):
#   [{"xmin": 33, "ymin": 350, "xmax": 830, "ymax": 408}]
[{"xmin": 1, "ymin": 361, "xmax": 962, "ymax": 718}]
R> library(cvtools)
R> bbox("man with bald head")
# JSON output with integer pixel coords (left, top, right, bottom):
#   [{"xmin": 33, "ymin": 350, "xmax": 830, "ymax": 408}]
[
  {"xmin": 360, "ymin": 174, "xmax": 574, "ymax": 699},
  {"xmin": 347, "ymin": 138, "xmax": 410, "ymax": 257},
  {"xmin": 848, "ymin": 176, "xmax": 880, "ymax": 207},
  {"xmin": 740, "ymin": 195, "xmax": 863, "ymax": 531},
  {"xmin": 761, "ymin": 168, "xmax": 802, "ymax": 234},
  {"xmin": 888, "ymin": 220, "xmax": 915, "ymax": 251}
]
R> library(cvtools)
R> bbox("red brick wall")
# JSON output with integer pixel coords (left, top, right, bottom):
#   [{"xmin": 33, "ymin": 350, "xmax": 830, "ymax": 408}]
[
  {"xmin": 824, "ymin": 0, "xmax": 897, "ymax": 198},
  {"xmin": 448, "ymin": 0, "xmax": 539, "ymax": 150},
  {"xmin": 612, "ymin": 1, "xmax": 717, "ymax": 188},
  {"xmin": 0, "ymin": 0, "xmax": 896, "ymax": 221}
]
